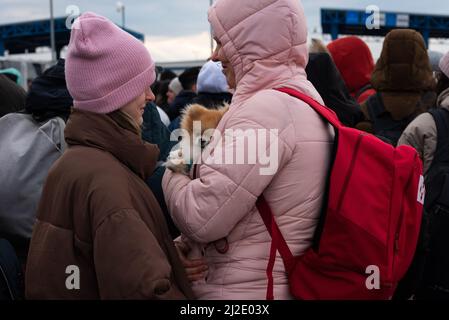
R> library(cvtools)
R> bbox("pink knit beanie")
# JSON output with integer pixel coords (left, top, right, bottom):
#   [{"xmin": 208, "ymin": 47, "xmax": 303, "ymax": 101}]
[
  {"xmin": 440, "ymin": 51, "xmax": 449, "ymax": 79},
  {"xmin": 66, "ymin": 12, "xmax": 155, "ymax": 114}
]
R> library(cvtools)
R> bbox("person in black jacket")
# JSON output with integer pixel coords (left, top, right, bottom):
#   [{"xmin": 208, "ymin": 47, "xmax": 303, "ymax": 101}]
[
  {"xmin": 166, "ymin": 67, "xmax": 200, "ymax": 121},
  {"xmin": 142, "ymin": 102, "xmax": 179, "ymax": 239}
]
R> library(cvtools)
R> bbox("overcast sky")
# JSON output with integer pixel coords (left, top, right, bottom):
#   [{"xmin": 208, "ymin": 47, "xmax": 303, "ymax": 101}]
[{"xmin": 1, "ymin": 0, "xmax": 449, "ymax": 61}]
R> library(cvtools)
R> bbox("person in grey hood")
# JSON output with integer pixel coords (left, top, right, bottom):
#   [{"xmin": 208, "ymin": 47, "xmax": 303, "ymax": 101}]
[
  {"xmin": 399, "ymin": 51, "xmax": 449, "ymax": 174},
  {"xmin": 396, "ymin": 51, "xmax": 449, "ymax": 301},
  {"xmin": 0, "ymin": 59, "xmax": 72, "ymax": 265}
]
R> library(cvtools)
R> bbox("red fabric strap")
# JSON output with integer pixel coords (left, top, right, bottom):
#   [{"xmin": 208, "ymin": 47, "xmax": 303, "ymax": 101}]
[
  {"xmin": 257, "ymin": 87, "xmax": 339, "ymax": 299},
  {"xmin": 256, "ymin": 196, "xmax": 295, "ymax": 300},
  {"xmin": 274, "ymin": 87, "xmax": 342, "ymax": 129}
]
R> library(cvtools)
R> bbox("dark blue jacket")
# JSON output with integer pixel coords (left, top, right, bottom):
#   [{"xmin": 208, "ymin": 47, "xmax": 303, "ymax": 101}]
[
  {"xmin": 166, "ymin": 90, "xmax": 197, "ymax": 121},
  {"xmin": 142, "ymin": 102, "xmax": 179, "ymax": 238}
]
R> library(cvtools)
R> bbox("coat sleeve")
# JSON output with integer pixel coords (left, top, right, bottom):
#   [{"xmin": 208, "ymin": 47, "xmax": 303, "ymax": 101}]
[
  {"xmin": 162, "ymin": 114, "xmax": 294, "ymax": 244},
  {"xmin": 398, "ymin": 113, "xmax": 437, "ymax": 174},
  {"xmin": 93, "ymin": 209, "xmax": 186, "ymax": 300}
]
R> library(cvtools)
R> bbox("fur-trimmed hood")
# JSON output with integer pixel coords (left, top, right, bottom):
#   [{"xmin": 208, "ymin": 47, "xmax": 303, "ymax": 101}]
[{"xmin": 372, "ymin": 29, "xmax": 435, "ymax": 93}]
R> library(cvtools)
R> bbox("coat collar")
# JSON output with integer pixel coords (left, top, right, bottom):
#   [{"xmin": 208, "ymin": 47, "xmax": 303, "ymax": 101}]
[{"xmin": 64, "ymin": 109, "xmax": 159, "ymax": 180}]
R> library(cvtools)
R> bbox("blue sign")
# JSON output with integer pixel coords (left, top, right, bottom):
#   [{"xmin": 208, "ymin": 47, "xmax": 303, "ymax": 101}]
[
  {"xmin": 385, "ymin": 13, "xmax": 397, "ymax": 27},
  {"xmin": 346, "ymin": 11, "xmax": 360, "ymax": 25}
]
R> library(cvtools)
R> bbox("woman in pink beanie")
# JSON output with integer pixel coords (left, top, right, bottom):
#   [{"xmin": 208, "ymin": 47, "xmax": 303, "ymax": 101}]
[{"xmin": 25, "ymin": 12, "xmax": 195, "ymax": 300}]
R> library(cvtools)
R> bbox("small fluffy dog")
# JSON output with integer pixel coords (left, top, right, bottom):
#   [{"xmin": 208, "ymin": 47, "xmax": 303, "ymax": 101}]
[
  {"xmin": 165, "ymin": 103, "xmax": 231, "ymax": 264},
  {"xmin": 165, "ymin": 103, "xmax": 229, "ymax": 174}
]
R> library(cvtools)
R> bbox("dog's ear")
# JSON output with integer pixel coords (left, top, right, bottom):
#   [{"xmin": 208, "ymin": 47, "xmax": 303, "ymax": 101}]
[
  {"xmin": 183, "ymin": 104, "xmax": 210, "ymax": 120},
  {"xmin": 217, "ymin": 103, "xmax": 230, "ymax": 116},
  {"xmin": 180, "ymin": 104, "xmax": 209, "ymax": 132}
]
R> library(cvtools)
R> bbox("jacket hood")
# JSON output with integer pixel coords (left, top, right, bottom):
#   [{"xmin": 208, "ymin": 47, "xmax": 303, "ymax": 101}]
[
  {"xmin": 327, "ymin": 36, "xmax": 375, "ymax": 94},
  {"xmin": 371, "ymin": 29, "xmax": 434, "ymax": 92},
  {"xmin": 208, "ymin": 0, "xmax": 319, "ymax": 105},
  {"xmin": 438, "ymin": 87, "xmax": 449, "ymax": 110},
  {"xmin": 64, "ymin": 110, "xmax": 159, "ymax": 180},
  {"xmin": 306, "ymin": 53, "xmax": 363, "ymax": 127},
  {"xmin": 25, "ymin": 59, "xmax": 73, "ymax": 122},
  {"xmin": 197, "ymin": 61, "xmax": 229, "ymax": 93}
]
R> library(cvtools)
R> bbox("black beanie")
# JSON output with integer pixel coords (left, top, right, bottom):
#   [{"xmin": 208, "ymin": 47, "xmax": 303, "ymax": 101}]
[
  {"xmin": 25, "ymin": 59, "xmax": 73, "ymax": 122},
  {"xmin": 179, "ymin": 67, "xmax": 201, "ymax": 91}
]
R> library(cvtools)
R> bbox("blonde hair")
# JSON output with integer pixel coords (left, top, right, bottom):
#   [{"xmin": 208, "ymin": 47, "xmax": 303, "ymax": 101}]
[{"xmin": 309, "ymin": 38, "xmax": 330, "ymax": 55}]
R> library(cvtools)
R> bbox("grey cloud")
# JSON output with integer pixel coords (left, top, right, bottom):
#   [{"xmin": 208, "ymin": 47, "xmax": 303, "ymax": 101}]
[{"xmin": 2, "ymin": 0, "xmax": 449, "ymax": 38}]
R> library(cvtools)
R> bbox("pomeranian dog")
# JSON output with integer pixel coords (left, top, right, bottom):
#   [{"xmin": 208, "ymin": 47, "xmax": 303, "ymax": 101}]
[
  {"xmin": 165, "ymin": 103, "xmax": 231, "ymax": 268},
  {"xmin": 165, "ymin": 103, "xmax": 229, "ymax": 175}
]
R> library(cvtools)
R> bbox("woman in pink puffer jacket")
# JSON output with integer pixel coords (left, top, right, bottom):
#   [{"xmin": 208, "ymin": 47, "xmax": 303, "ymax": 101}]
[{"xmin": 163, "ymin": 0, "xmax": 334, "ymax": 300}]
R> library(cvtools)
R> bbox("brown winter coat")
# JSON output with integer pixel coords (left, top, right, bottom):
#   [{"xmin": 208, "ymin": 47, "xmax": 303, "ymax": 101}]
[
  {"xmin": 356, "ymin": 29, "xmax": 436, "ymax": 133},
  {"xmin": 25, "ymin": 109, "xmax": 193, "ymax": 300}
]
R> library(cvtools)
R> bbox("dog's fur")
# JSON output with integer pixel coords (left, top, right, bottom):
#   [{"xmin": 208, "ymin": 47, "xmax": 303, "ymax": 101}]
[{"xmin": 165, "ymin": 103, "xmax": 229, "ymax": 174}]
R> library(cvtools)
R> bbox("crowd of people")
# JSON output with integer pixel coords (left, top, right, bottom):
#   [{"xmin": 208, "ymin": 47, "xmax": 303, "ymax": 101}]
[{"xmin": 1, "ymin": 0, "xmax": 449, "ymax": 300}]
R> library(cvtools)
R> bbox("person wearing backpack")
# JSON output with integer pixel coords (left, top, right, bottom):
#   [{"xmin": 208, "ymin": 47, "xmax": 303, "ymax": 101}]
[
  {"xmin": 25, "ymin": 12, "xmax": 193, "ymax": 300},
  {"xmin": 356, "ymin": 29, "xmax": 437, "ymax": 146},
  {"xmin": 0, "ymin": 59, "xmax": 71, "ymax": 267},
  {"xmin": 397, "ymin": 51, "xmax": 449, "ymax": 300},
  {"xmin": 163, "ymin": 0, "xmax": 334, "ymax": 299},
  {"xmin": 399, "ymin": 52, "xmax": 449, "ymax": 174}
]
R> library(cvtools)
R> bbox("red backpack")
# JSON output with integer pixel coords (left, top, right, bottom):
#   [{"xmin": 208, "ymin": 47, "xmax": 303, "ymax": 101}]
[{"xmin": 256, "ymin": 87, "xmax": 424, "ymax": 300}]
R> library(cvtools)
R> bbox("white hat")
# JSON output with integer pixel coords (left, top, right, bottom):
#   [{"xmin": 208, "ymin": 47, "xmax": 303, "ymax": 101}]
[
  {"xmin": 197, "ymin": 61, "xmax": 228, "ymax": 93},
  {"xmin": 168, "ymin": 77, "xmax": 183, "ymax": 96}
]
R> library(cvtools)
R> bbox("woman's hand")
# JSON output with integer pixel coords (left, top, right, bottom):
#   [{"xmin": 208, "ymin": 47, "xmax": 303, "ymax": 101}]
[{"xmin": 174, "ymin": 241, "xmax": 208, "ymax": 282}]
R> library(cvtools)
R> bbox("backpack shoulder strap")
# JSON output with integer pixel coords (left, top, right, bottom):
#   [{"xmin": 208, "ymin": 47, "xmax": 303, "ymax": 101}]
[
  {"xmin": 274, "ymin": 87, "xmax": 336, "ymax": 249},
  {"xmin": 259, "ymin": 88, "xmax": 337, "ymax": 299},
  {"xmin": 274, "ymin": 87, "xmax": 343, "ymax": 129},
  {"xmin": 256, "ymin": 195, "xmax": 294, "ymax": 300},
  {"xmin": 429, "ymin": 108, "xmax": 449, "ymax": 165}
]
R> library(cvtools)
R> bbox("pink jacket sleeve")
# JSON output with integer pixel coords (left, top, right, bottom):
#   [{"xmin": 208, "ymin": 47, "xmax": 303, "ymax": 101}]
[{"xmin": 163, "ymin": 110, "xmax": 294, "ymax": 243}]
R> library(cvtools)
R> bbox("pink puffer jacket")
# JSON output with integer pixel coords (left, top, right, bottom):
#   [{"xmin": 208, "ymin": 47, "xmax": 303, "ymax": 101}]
[{"xmin": 163, "ymin": 0, "xmax": 334, "ymax": 300}]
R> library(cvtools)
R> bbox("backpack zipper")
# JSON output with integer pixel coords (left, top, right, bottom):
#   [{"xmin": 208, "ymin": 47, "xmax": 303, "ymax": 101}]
[
  {"xmin": 389, "ymin": 152, "xmax": 417, "ymax": 284},
  {"xmin": 389, "ymin": 186, "xmax": 404, "ymax": 286},
  {"xmin": 0, "ymin": 264, "xmax": 14, "ymax": 300}
]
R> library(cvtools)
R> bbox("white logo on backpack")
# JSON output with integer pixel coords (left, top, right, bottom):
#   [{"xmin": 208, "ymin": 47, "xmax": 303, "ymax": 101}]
[{"xmin": 417, "ymin": 175, "xmax": 425, "ymax": 205}]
